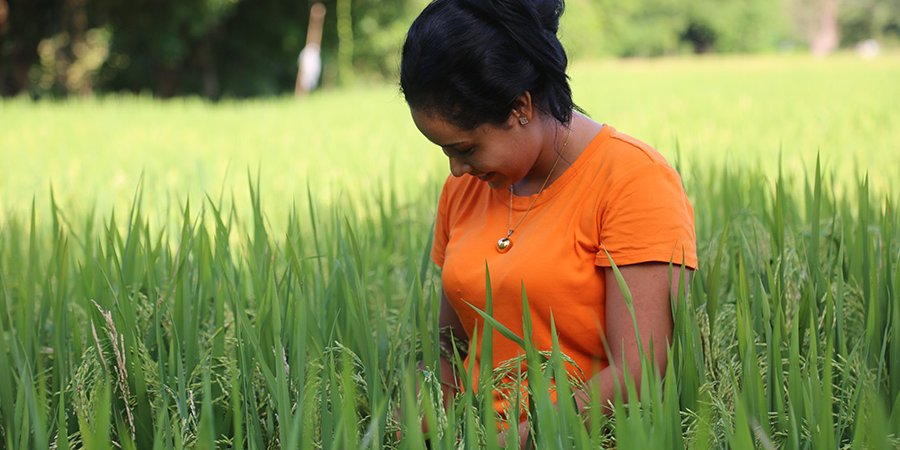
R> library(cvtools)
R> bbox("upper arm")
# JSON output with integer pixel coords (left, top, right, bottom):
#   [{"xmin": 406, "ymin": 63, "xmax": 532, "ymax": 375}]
[
  {"xmin": 603, "ymin": 263, "xmax": 690, "ymax": 371},
  {"xmin": 594, "ymin": 161, "xmax": 697, "ymax": 270}
]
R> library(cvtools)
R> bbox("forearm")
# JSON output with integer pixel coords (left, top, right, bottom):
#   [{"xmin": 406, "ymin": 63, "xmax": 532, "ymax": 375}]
[
  {"xmin": 436, "ymin": 291, "xmax": 468, "ymax": 412},
  {"xmin": 572, "ymin": 264, "xmax": 684, "ymax": 415},
  {"xmin": 438, "ymin": 354, "xmax": 458, "ymax": 411},
  {"xmin": 436, "ymin": 326, "xmax": 468, "ymax": 412},
  {"xmin": 413, "ymin": 353, "xmax": 460, "ymax": 435},
  {"xmin": 573, "ymin": 351, "xmax": 668, "ymax": 415}
]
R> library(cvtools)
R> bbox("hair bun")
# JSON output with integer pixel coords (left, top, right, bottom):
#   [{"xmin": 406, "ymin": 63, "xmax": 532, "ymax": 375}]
[
  {"xmin": 464, "ymin": 0, "xmax": 563, "ymax": 35},
  {"xmin": 532, "ymin": 0, "xmax": 564, "ymax": 34},
  {"xmin": 401, "ymin": 0, "xmax": 576, "ymax": 128}
]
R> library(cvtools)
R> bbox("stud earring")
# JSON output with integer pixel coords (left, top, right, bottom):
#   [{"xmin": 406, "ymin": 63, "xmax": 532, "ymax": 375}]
[{"xmin": 518, "ymin": 115, "xmax": 528, "ymax": 126}]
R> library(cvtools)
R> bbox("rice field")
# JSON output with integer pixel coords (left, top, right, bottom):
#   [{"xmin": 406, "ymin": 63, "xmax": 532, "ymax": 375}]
[{"xmin": 0, "ymin": 54, "xmax": 898, "ymax": 448}]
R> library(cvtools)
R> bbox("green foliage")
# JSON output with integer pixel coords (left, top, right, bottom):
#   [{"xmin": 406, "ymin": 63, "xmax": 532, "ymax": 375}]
[
  {"xmin": 210, "ymin": 0, "xmax": 312, "ymax": 97},
  {"xmin": 686, "ymin": 0, "xmax": 789, "ymax": 53},
  {"xmin": 839, "ymin": 0, "xmax": 900, "ymax": 45},
  {"xmin": 1, "ymin": 148, "xmax": 898, "ymax": 448},
  {"xmin": 593, "ymin": 0, "xmax": 789, "ymax": 56},
  {"xmin": 594, "ymin": 0, "xmax": 688, "ymax": 57},
  {"xmin": 93, "ymin": 0, "xmax": 241, "ymax": 96},
  {"xmin": 558, "ymin": 0, "xmax": 605, "ymax": 60},
  {"xmin": 0, "ymin": 0, "xmax": 68, "ymax": 96}
]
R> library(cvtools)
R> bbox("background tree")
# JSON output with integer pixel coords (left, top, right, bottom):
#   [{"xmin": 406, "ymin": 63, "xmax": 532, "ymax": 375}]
[
  {"xmin": 594, "ymin": 0, "xmax": 688, "ymax": 57},
  {"xmin": 685, "ymin": 0, "xmax": 788, "ymax": 53},
  {"xmin": 593, "ymin": 0, "xmax": 789, "ymax": 56},
  {"xmin": 790, "ymin": 0, "xmax": 841, "ymax": 55},
  {"xmin": 209, "ymin": 0, "xmax": 311, "ymax": 98},
  {"xmin": 0, "ymin": 0, "xmax": 63, "ymax": 96},
  {"xmin": 839, "ymin": 0, "xmax": 900, "ymax": 45},
  {"xmin": 92, "ymin": 0, "xmax": 238, "ymax": 97},
  {"xmin": 1, "ymin": 0, "xmax": 899, "ymax": 98}
]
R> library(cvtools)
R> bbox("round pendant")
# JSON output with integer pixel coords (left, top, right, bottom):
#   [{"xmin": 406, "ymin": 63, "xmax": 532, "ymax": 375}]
[{"xmin": 496, "ymin": 237, "xmax": 512, "ymax": 253}]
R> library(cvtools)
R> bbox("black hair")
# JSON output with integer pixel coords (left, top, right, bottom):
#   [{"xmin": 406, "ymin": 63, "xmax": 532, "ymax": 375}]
[{"xmin": 400, "ymin": 0, "xmax": 577, "ymax": 130}]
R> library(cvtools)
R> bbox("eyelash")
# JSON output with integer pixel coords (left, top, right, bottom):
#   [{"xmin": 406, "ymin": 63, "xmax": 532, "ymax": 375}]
[{"xmin": 441, "ymin": 147, "xmax": 475, "ymax": 158}]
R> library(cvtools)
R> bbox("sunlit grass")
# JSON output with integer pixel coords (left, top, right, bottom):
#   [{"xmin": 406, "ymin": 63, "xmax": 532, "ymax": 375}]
[{"xmin": 1, "ymin": 54, "xmax": 898, "ymax": 223}]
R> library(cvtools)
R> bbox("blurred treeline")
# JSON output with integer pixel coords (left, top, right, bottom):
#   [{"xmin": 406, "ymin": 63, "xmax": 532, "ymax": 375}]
[{"xmin": 0, "ymin": 0, "xmax": 898, "ymax": 99}]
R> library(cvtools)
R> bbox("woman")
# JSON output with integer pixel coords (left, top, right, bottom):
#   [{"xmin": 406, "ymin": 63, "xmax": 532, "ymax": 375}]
[{"xmin": 400, "ymin": 0, "xmax": 697, "ymax": 443}]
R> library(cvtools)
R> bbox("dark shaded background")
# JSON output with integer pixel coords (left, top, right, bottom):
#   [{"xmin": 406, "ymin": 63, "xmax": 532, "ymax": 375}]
[{"xmin": 0, "ymin": 0, "xmax": 897, "ymax": 99}]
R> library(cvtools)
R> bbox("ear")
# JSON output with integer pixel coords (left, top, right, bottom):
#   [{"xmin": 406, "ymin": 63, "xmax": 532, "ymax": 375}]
[{"xmin": 509, "ymin": 91, "xmax": 534, "ymax": 126}]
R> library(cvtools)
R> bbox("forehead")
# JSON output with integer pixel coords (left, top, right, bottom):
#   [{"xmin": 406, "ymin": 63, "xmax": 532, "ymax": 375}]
[
  {"xmin": 410, "ymin": 108, "xmax": 494, "ymax": 146},
  {"xmin": 411, "ymin": 109, "xmax": 467, "ymax": 138}
]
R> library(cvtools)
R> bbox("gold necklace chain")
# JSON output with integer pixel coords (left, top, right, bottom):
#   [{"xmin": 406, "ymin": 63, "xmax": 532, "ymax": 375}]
[{"xmin": 496, "ymin": 125, "xmax": 571, "ymax": 253}]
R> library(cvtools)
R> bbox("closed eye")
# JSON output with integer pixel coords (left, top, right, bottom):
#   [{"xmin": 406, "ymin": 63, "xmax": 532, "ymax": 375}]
[{"xmin": 441, "ymin": 146, "xmax": 475, "ymax": 158}]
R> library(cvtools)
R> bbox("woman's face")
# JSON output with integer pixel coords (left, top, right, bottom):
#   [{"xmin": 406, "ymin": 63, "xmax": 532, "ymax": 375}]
[{"xmin": 411, "ymin": 108, "xmax": 541, "ymax": 190}]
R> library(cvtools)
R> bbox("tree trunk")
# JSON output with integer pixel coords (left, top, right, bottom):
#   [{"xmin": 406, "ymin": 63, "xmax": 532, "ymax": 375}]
[
  {"xmin": 337, "ymin": 0, "xmax": 354, "ymax": 86},
  {"xmin": 154, "ymin": 64, "xmax": 181, "ymax": 98},
  {"xmin": 0, "ymin": 0, "xmax": 8, "ymax": 34},
  {"xmin": 195, "ymin": 31, "xmax": 219, "ymax": 99},
  {"xmin": 811, "ymin": 0, "xmax": 839, "ymax": 56}
]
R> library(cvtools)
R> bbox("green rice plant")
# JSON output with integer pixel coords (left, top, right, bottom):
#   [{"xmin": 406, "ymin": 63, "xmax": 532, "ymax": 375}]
[{"xmin": 0, "ymin": 164, "xmax": 897, "ymax": 448}]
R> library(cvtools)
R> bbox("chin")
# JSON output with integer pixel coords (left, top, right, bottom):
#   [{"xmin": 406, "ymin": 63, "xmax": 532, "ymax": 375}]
[{"xmin": 486, "ymin": 179, "xmax": 509, "ymax": 190}]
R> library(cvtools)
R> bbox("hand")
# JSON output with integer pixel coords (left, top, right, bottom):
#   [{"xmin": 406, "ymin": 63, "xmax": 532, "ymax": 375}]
[
  {"xmin": 392, "ymin": 367, "xmax": 432, "ymax": 441},
  {"xmin": 497, "ymin": 419, "xmax": 530, "ymax": 449},
  {"xmin": 392, "ymin": 405, "xmax": 432, "ymax": 441}
]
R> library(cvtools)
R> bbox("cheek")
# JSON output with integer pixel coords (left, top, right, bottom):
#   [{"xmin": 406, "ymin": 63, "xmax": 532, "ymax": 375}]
[{"xmin": 505, "ymin": 148, "xmax": 532, "ymax": 172}]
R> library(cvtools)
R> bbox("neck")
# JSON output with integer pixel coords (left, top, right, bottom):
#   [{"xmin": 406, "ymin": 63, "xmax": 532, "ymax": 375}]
[{"xmin": 512, "ymin": 116, "xmax": 575, "ymax": 196}]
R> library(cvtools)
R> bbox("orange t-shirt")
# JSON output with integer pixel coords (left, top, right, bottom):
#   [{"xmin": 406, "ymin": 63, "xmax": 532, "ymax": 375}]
[{"xmin": 431, "ymin": 125, "xmax": 697, "ymax": 414}]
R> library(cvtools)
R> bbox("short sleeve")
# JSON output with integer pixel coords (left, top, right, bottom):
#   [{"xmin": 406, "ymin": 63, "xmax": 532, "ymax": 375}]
[
  {"xmin": 431, "ymin": 177, "xmax": 452, "ymax": 267},
  {"xmin": 595, "ymin": 163, "xmax": 697, "ymax": 269}
]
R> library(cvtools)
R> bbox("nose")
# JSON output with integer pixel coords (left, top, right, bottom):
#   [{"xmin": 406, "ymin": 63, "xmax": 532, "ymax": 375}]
[{"xmin": 448, "ymin": 157, "xmax": 472, "ymax": 177}]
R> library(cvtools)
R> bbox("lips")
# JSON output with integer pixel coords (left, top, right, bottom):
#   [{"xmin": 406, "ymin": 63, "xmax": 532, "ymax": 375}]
[{"xmin": 476, "ymin": 172, "xmax": 493, "ymax": 182}]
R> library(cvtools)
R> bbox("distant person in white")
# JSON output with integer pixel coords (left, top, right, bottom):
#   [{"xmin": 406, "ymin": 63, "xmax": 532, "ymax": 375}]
[
  {"xmin": 295, "ymin": 3, "xmax": 327, "ymax": 96},
  {"xmin": 298, "ymin": 44, "xmax": 322, "ymax": 92}
]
